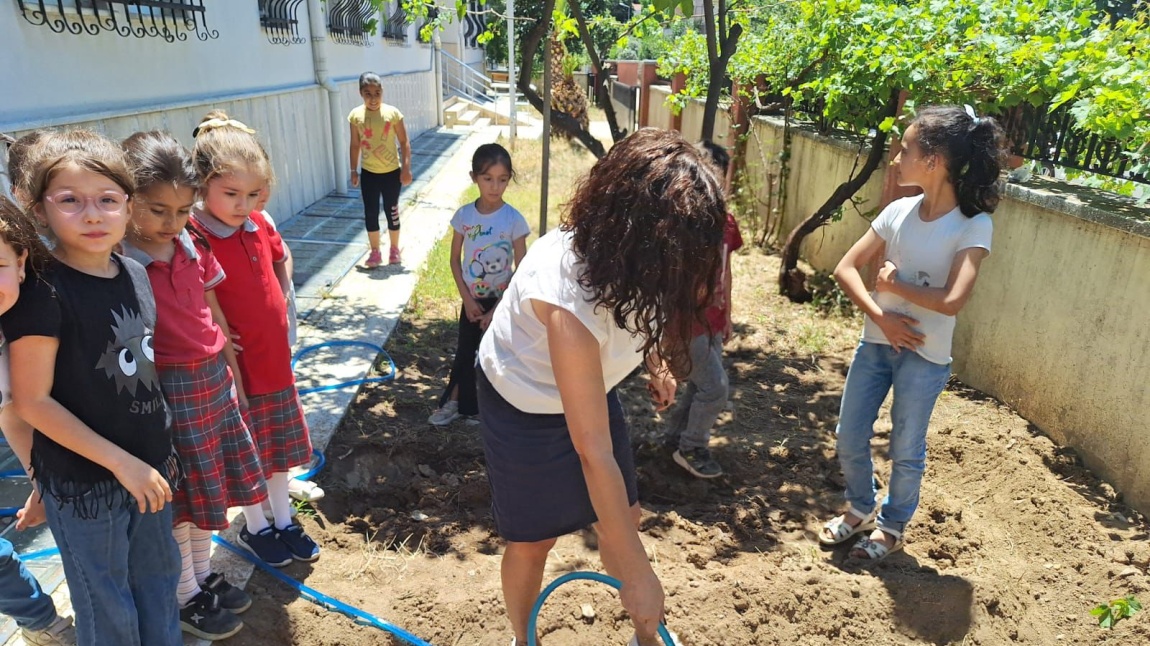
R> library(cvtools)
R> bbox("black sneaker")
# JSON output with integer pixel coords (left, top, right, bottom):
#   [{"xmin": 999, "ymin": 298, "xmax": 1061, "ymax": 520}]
[
  {"xmin": 276, "ymin": 522, "xmax": 320, "ymax": 562},
  {"xmin": 673, "ymin": 448, "xmax": 724, "ymax": 479},
  {"xmin": 238, "ymin": 524, "xmax": 293, "ymax": 568},
  {"xmin": 180, "ymin": 590, "xmax": 243, "ymax": 640},
  {"xmin": 203, "ymin": 572, "xmax": 252, "ymax": 614}
]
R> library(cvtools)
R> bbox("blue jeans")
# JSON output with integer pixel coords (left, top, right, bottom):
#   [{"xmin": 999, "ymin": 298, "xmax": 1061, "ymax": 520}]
[
  {"xmin": 43, "ymin": 486, "xmax": 182, "ymax": 646},
  {"xmin": 835, "ymin": 342, "xmax": 950, "ymax": 538},
  {"xmin": 0, "ymin": 538, "xmax": 58, "ymax": 631}
]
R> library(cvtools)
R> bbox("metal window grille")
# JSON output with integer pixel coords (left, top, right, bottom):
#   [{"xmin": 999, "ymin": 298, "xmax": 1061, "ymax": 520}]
[
  {"xmin": 416, "ymin": 3, "xmax": 438, "ymax": 44},
  {"xmin": 17, "ymin": 0, "xmax": 217, "ymax": 42},
  {"xmin": 462, "ymin": 0, "xmax": 484, "ymax": 48},
  {"xmin": 327, "ymin": 0, "xmax": 375, "ymax": 46},
  {"xmin": 1001, "ymin": 102, "xmax": 1148, "ymax": 184},
  {"xmin": 258, "ymin": 0, "xmax": 306, "ymax": 45},
  {"xmin": 380, "ymin": 0, "xmax": 407, "ymax": 42}
]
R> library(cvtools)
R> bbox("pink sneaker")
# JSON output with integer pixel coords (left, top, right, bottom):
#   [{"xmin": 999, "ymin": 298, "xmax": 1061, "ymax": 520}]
[
  {"xmin": 389, "ymin": 247, "xmax": 402, "ymax": 265},
  {"xmin": 365, "ymin": 249, "xmax": 382, "ymax": 268}
]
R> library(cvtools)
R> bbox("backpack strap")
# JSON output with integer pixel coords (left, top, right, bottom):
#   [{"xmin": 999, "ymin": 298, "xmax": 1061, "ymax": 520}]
[{"xmin": 118, "ymin": 254, "xmax": 156, "ymax": 331}]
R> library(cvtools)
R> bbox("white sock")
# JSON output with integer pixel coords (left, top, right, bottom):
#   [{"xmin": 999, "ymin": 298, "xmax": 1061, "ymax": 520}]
[
  {"xmin": 242, "ymin": 502, "xmax": 270, "ymax": 534},
  {"xmin": 190, "ymin": 527, "xmax": 213, "ymax": 586},
  {"xmin": 173, "ymin": 523, "xmax": 200, "ymax": 607},
  {"xmin": 268, "ymin": 472, "xmax": 294, "ymax": 530}
]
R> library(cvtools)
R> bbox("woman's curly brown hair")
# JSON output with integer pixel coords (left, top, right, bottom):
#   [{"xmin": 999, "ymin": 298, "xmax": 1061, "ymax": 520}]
[{"xmin": 563, "ymin": 128, "xmax": 726, "ymax": 376}]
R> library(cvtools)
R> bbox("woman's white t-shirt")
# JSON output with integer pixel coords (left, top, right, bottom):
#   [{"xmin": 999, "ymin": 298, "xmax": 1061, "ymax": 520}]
[
  {"xmin": 863, "ymin": 195, "xmax": 993, "ymax": 365},
  {"xmin": 478, "ymin": 228, "xmax": 645, "ymax": 414}
]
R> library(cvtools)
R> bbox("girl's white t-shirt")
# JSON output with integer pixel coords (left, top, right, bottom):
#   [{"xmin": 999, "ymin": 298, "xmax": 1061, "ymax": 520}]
[
  {"xmin": 478, "ymin": 228, "xmax": 645, "ymax": 414},
  {"xmin": 863, "ymin": 195, "xmax": 993, "ymax": 365}
]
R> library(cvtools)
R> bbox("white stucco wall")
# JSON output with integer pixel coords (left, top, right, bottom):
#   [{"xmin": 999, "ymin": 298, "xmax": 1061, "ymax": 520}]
[{"xmin": 1, "ymin": 0, "xmax": 438, "ymax": 219}]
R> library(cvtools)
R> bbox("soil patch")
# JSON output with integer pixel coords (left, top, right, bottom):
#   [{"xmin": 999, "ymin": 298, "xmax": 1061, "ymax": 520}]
[{"xmin": 229, "ymin": 248, "xmax": 1150, "ymax": 646}]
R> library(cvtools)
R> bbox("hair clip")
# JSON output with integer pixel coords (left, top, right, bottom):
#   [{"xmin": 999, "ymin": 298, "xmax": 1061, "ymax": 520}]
[
  {"xmin": 963, "ymin": 104, "xmax": 981, "ymax": 126},
  {"xmin": 192, "ymin": 118, "xmax": 256, "ymax": 138}
]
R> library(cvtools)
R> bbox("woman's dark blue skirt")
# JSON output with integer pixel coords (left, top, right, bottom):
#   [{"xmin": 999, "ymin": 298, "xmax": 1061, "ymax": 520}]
[{"xmin": 477, "ymin": 368, "xmax": 639, "ymax": 543}]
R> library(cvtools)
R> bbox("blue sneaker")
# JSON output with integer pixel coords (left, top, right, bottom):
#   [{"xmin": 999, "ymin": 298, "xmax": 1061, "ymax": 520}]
[
  {"xmin": 276, "ymin": 523, "xmax": 320, "ymax": 562},
  {"xmin": 238, "ymin": 525, "xmax": 292, "ymax": 568}
]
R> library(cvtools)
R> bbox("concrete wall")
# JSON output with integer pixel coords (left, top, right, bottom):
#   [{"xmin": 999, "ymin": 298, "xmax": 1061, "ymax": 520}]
[
  {"xmin": 1, "ymin": 0, "xmax": 438, "ymax": 221},
  {"xmin": 646, "ymin": 89, "xmax": 735, "ymax": 149},
  {"xmin": 738, "ymin": 115, "xmax": 1150, "ymax": 513}
]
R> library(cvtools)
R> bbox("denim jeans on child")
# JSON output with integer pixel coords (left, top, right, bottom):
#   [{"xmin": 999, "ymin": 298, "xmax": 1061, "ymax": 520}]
[
  {"xmin": 667, "ymin": 333, "xmax": 729, "ymax": 452},
  {"xmin": 0, "ymin": 537, "xmax": 59, "ymax": 631},
  {"xmin": 836, "ymin": 342, "xmax": 950, "ymax": 538},
  {"xmin": 43, "ymin": 485, "xmax": 182, "ymax": 646}
]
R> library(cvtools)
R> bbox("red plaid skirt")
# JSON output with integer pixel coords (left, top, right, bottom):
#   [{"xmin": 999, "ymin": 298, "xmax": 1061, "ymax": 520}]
[
  {"xmin": 159, "ymin": 354, "xmax": 267, "ymax": 530},
  {"xmin": 245, "ymin": 386, "xmax": 312, "ymax": 475}
]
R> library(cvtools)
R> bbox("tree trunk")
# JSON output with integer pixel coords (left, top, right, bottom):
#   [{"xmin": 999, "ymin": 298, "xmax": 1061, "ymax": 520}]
[
  {"xmin": 777, "ymin": 89, "xmax": 900, "ymax": 302},
  {"xmin": 699, "ymin": 3, "xmax": 742, "ymax": 142},
  {"xmin": 569, "ymin": 1, "xmax": 626, "ymax": 142},
  {"xmin": 517, "ymin": 0, "xmax": 607, "ymax": 158}
]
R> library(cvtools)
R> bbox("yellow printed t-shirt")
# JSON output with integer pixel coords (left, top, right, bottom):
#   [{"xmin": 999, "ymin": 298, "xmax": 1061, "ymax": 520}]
[{"xmin": 348, "ymin": 104, "xmax": 404, "ymax": 174}]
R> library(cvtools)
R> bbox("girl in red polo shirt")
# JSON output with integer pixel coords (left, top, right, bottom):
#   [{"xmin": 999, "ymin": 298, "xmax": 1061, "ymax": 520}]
[
  {"xmin": 187, "ymin": 112, "xmax": 320, "ymax": 567},
  {"xmin": 121, "ymin": 131, "xmax": 268, "ymax": 641}
]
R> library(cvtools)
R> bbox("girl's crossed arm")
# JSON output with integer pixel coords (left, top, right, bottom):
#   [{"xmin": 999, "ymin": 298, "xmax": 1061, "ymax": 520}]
[
  {"xmin": 9, "ymin": 336, "xmax": 172, "ymax": 513},
  {"xmin": 835, "ymin": 229, "xmax": 925, "ymax": 352},
  {"xmin": 875, "ymin": 247, "xmax": 988, "ymax": 317}
]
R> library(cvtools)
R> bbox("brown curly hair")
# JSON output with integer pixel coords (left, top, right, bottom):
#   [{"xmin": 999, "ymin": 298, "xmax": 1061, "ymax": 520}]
[
  {"xmin": 0, "ymin": 195, "xmax": 52, "ymax": 273},
  {"xmin": 563, "ymin": 128, "xmax": 727, "ymax": 376}
]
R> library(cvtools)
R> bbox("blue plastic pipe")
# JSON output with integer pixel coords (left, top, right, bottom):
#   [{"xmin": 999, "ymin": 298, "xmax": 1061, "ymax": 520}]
[{"xmin": 528, "ymin": 571, "xmax": 677, "ymax": 646}]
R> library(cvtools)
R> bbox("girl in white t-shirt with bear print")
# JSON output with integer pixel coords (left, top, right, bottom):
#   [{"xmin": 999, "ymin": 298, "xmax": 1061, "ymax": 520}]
[{"xmin": 427, "ymin": 143, "xmax": 528, "ymax": 426}]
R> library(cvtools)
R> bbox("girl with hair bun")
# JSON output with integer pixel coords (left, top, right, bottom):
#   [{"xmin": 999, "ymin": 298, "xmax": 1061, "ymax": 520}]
[{"xmin": 819, "ymin": 105, "xmax": 1007, "ymax": 561}]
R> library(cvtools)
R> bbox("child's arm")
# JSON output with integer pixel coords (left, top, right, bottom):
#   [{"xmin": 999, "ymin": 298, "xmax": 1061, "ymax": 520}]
[
  {"xmin": 834, "ymin": 229, "xmax": 924, "ymax": 351},
  {"xmin": 9, "ymin": 337, "xmax": 172, "ymax": 513},
  {"xmin": 206, "ymin": 290, "xmax": 247, "ymax": 409},
  {"xmin": 396, "ymin": 119, "xmax": 413, "ymax": 186},
  {"xmin": 273, "ymin": 244, "xmax": 294, "ymax": 302},
  {"xmin": 644, "ymin": 351, "xmax": 676, "ymax": 412},
  {"xmin": 874, "ymin": 248, "xmax": 989, "ymax": 317},
  {"xmin": 348, "ymin": 122, "xmax": 361, "ymax": 188},
  {"xmin": 450, "ymin": 232, "xmax": 483, "ymax": 322},
  {"xmin": 722, "ymin": 249, "xmax": 734, "ymax": 343},
  {"xmin": 0, "ymin": 408, "xmax": 46, "ymax": 529}
]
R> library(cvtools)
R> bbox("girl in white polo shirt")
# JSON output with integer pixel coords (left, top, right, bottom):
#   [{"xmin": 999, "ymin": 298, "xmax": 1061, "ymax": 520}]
[
  {"xmin": 476, "ymin": 129, "xmax": 727, "ymax": 646},
  {"xmin": 818, "ymin": 105, "xmax": 1007, "ymax": 561}
]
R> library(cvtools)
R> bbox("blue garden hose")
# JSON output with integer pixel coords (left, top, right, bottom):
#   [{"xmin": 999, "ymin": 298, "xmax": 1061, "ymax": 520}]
[
  {"xmin": 212, "ymin": 535, "xmax": 433, "ymax": 646},
  {"xmin": 292, "ymin": 340, "xmax": 395, "ymax": 396},
  {"xmin": 528, "ymin": 571, "xmax": 677, "ymax": 646}
]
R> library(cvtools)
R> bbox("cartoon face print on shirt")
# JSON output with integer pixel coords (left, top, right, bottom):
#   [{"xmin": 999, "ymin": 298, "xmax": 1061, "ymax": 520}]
[
  {"xmin": 95, "ymin": 306, "xmax": 160, "ymax": 398},
  {"xmin": 467, "ymin": 241, "xmax": 514, "ymax": 298}
]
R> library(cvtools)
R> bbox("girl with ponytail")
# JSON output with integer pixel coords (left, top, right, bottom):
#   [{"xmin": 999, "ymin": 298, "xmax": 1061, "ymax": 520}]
[{"xmin": 817, "ymin": 105, "xmax": 1006, "ymax": 561}]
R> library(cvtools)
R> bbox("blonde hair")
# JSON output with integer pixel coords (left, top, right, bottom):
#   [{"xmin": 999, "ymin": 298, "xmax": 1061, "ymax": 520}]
[{"xmin": 191, "ymin": 110, "xmax": 275, "ymax": 186}]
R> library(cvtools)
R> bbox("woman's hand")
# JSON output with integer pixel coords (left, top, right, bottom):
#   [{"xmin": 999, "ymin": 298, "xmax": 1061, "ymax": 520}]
[
  {"xmin": 876, "ymin": 311, "xmax": 925, "ymax": 352},
  {"xmin": 646, "ymin": 372, "xmax": 677, "ymax": 412},
  {"xmin": 875, "ymin": 260, "xmax": 899, "ymax": 293},
  {"xmin": 620, "ymin": 567, "xmax": 666, "ymax": 643}
]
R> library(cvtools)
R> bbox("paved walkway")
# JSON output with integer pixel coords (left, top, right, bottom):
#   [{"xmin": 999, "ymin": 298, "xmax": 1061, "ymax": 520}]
[{"xmin": 0, "ymin": 125, "xmax": 498, "ymax": 646}]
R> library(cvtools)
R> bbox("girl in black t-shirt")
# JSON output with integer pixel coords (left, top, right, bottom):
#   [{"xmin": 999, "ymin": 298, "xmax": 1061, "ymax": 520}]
[{"xmin": 1, "ymin": 130, "xmax": 182, "ymax": 646}]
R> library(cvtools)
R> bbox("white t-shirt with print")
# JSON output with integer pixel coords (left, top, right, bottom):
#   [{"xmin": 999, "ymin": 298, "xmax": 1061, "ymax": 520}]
[
  {"xmin": 451, "ymin": 202, "xmax": 530, "ymax": 299},
  {"xmin": 862, "ymin": 195, "xmax": 993, "ymax": 365},
  {"xmin": 478, "ymin": 228, "xmax": 645, "ymax": 414},
  {"xmin": 0, "ymin": 333, "xmax": 10, "ymax": 409}
]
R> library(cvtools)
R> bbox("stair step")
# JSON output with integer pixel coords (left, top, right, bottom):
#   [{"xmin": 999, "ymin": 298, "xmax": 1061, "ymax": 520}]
[
  {"xmin": 472, "ymin": 117, "xmax": 492, "ymax": 129},
  {"xmin": 458, "ymin": 110, "xmax": 481, "ymax": 125},
  {"xmin": 445, "ymin": 102, "xmax": 470, "ymax": 115}
]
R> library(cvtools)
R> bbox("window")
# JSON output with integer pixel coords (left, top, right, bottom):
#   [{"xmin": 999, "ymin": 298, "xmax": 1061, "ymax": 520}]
[
  {"xmin": 259, "ymin": 0, "xmax": 307, "ymax": 45},
  {"xmin": 327, "ymin": 0, "xmax": 376, "ymax": 47},
  {"xmin": 380, "ymin": 0, "xmax": 408, "ymax": 43},
  {"xmin": 16, "ymin": 0, "xmax": 218, "ymax": 42}
]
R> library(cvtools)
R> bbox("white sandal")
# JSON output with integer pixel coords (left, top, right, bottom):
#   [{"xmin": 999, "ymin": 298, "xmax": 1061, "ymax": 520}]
[
  {"xmin": 818, "ymin": 510, "xmax": 876, "ymax": 546},
  {"xmin": 288, "ymin": 478, "xmax": 325, "ymax": 503},
  {"xmin": 850, "ymin": 533, "xmax": 904, "ymax": 561}
]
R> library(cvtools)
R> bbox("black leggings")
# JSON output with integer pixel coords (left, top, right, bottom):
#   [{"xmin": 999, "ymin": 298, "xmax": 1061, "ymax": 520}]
[
  {"xmin": 360, "ymin": 168, "xmax": 402, "ymax": 232},
  {"xmin": 438, "ymin": 297, "xmax": 498, "ymax": 416}
]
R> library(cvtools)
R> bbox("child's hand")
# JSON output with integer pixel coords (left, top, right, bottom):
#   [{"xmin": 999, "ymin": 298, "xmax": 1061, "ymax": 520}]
[
  {"xmin": 400, "ymin": 167, "xmax": 413, "ymax": 186},
  {"xmin": 15, "ymin": 491, "xmax": 45, "ymax": 530},
  {"xmin": 230, "ymin": 332, "xmax": 244, "ymax": 352},
  {"xmin": 463, "ymin": 296, "xmax": 485, "ymax": 322},
  {"xmin": 479, "ymin": 310, "xmax": 495, "ymax": 331},
  {"xmin": 113, "ymin": 457, "xmax": 173, "ymax": 513},
  {"xmin": 875, "ymin": 261, "xmax": 899, "ymax": 293},
  {"xmin": 876, "ymin": 311, "xmax": 925, "ymax": 352},
  {"xmin": 722, "ymin": 316, "xmax": 734, "ymax": 344},
  {"xmin": 351, "ymin": 170, "xmax": 360, "ymax": 188}
]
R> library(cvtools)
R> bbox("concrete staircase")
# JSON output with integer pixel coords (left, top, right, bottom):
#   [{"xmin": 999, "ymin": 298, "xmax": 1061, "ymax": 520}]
[{"xmin": 443, "ymin": 96, "xmax": 535, "ymax": 130}]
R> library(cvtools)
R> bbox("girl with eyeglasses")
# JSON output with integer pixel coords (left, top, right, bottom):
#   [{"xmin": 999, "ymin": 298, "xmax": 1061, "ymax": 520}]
[{"xmin": 1, "ymin": 129, "xmax": 183, "ymax": 646}]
